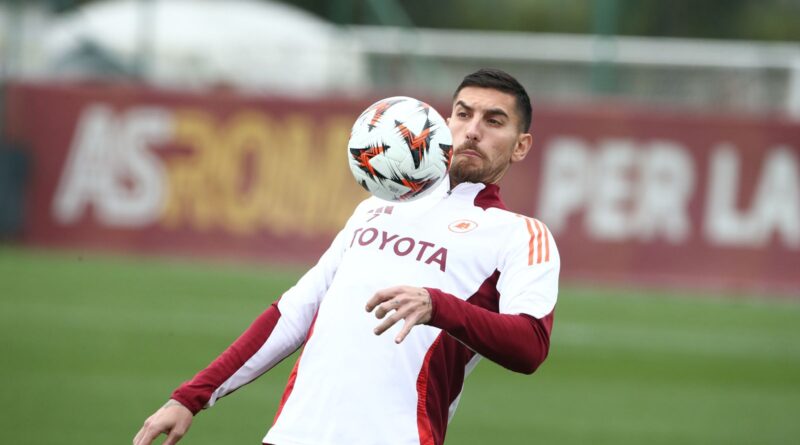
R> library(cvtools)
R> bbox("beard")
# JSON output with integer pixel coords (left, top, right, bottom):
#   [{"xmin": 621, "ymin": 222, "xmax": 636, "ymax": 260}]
[{"xmin": 449, "ymin": 141, "xmax": 490, "ymax": 185}]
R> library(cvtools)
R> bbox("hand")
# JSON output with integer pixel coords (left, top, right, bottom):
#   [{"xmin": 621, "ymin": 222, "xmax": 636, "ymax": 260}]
[
  {"xmin": 133, "ymin": 399, "xmax": 193, "ymax": 445},
  {"xmin": 365, "ymin": 286, "xmax": 433, "ymax": 344}
]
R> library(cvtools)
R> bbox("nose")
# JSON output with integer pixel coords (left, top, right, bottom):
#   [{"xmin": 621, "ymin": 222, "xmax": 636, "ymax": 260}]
[{"xmin": 464, "ymin": 118, "xmax": 481, "ymax": 142}]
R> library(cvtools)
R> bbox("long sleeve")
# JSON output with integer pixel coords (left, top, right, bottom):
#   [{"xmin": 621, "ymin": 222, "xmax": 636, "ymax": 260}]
[
  {"xmin": 422, "ymin": 215, "xmax": 559, "ymax": 375},
  {"xmin": 170, "ymin": 223, "xmax": 353, "ymax": 414},
  {"xmin": 425, "ymin": 287, "xmax": 553, "ymax": 374},
  {"xmin": 171, "ymin": 302, "xmax": 284, "ymax": 413}
]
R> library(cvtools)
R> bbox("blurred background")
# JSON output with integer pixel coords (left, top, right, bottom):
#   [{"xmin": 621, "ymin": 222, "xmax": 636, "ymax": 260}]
[{"xmin": 1, "ymin": 1, "xmax": 799, "ymax": 444}]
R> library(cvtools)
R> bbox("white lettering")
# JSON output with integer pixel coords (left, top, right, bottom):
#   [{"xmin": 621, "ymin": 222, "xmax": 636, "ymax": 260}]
[
  {"xmin": 52, "ymin": 104, "xmax": 172, "ymax": 227},
  {"xmin": 705, "ymin": 144, "xmax": 757, "ymax": 246},
  {"xmin": 586, "ymin": 139, "xmax": 636, "ymax": 241},
  {"xmin": 633, "ymin": 141, "xmax": 694, "ymax": 243},
  {"xmin": 538, "ymin": 137, "xmax": 694, "ymax": 243},
  {"xmin": 102, "ymin": 108, "xmax": 172, "ymax": 226},
  {"xmin": 750, "ymin": 148, "xmax": 800, "ymax": 247},
  {"xmin": 53, "ymin": 105, "xmax": 115, "ymax": 224},
  {"xmin": 537, "ymin": 137, "xmax": 590, "ymax": 232},
  {"xmin": 705, "ymin": 145, "xmax": 800, "ymax": 248}
]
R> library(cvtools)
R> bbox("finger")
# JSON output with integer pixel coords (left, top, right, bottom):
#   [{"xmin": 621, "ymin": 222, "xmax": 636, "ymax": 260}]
[
  {"xmin": 374, "ymin": 308, "xmax": 407, "ymax": 336},
  {"xmin": 374, "ymin": 296, "xmax": 404, "ymax": 319},
  {"xmin": 137, "ymin": 424, "xmax": 164, "ymax": 445},
  {"xmin": 365, "ymin": 287, "xmax": 403, "ymax": 312},
  {"xmin": 163, "ymin": 428, "xmax": 185, "ymax": 445},
  {"xmin": 133, "ymin": 427, "xmax": 143, "ymax": 445},
  {"xmin": 133, "ymin": 423, "xmax": 151, "ymax": 445},
  {"xmin": 134, "ymin": 413, "xmax": 160, "ymax": 445},
  {"xmin": 395, "ymin": 312, "xmax": 423, "ymax": 344}
]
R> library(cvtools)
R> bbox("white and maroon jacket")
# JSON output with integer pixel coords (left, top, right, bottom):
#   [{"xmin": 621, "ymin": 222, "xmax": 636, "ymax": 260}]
[{"xmin": 171, "ymin": 178, "xmax": 560, "ymax": 445}]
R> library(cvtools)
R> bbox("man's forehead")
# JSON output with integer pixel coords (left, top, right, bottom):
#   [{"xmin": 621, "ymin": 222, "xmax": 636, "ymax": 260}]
[
  {"xmin": 453, "ymin": 87, "xmax": 520, "ymax": 121},
  {"xmin": 453, "ymin": 87, "xmax": 517, "ymax": 115}
]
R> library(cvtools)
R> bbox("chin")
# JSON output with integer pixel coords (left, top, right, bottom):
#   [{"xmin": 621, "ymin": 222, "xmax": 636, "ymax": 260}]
[{"xmin": 450, "ymin": 165, "xmax": 485, "ymax": 185}]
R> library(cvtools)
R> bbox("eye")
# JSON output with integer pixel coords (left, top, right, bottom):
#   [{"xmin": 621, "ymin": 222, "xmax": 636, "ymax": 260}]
[
  {"xmin": 456, "ymin": 111, "xmax": 469, "ymax": 118},
  {"xmin": 487, "ymin": 118, "xmax": 502, "ymax": 126}
]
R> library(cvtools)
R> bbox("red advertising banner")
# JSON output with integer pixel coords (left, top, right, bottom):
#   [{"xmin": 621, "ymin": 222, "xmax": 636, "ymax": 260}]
[
  {"xmin": 3, "ymin": 82, "xmax": 371, "ymax": 263},
  {"xmin": 507, "ymin": 106, "xmax": 800, "ymax": 293},
  {"xmin": 4, "ymin": 82, "xmax": 800, "ymax": 293}
]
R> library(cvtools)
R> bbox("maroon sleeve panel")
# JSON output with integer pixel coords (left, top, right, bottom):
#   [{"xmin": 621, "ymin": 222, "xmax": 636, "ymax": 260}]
[
  {"xmin": 171, "ymin": 301, "xmax": 282, "ymax": 414},
  {"xmin": 425, "ymin": 287, "xmax": 553, "ymax": 374}
]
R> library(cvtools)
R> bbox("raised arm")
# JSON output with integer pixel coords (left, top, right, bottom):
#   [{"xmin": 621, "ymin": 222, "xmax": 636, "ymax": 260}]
[{"xmin": 133, "ymin": 224, "xmax": 352, "ymax": 445}]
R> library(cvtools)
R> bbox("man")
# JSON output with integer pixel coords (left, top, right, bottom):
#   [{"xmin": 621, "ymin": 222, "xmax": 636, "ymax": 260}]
[{"xmin": 134, "ymin": 68, "xmax": 559, "ymax": 445}]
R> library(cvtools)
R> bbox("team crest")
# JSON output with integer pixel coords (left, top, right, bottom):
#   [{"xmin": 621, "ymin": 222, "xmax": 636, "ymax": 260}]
[{"xmin": 448, "ymin": 219, "xmax": 478, "ymax": 233}]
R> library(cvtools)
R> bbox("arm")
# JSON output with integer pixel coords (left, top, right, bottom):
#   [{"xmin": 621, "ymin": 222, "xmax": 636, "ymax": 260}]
[
  {"xmin": 170, "ymin": 301, "xmax": 284, "ymax": 413},
  {"xmin": 425, "ymin": 287, "xmax": 553, "ymax": 374},
  {"xmin": 133, "ymin": 222, "xmax": 354, "ymax": 445},
  {"xmin": 172, "ymin": 224, "xmax": 352, "ymax": 413},
  {"xmin": 444, "ymin": 216, "xmax": 559, "ymax": 373},
  {"xmin": 366, "ymin": 286, "xmax": 553, "ymax": 374},
  {"xmin": 366, "ymin": 218, "xmax": 559, "ymax": 374}
]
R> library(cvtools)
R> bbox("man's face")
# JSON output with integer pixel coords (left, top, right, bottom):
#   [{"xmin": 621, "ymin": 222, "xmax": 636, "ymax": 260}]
[{"xmin": 447, "ymin": 87, "xmax": 532, "ymax": 186}]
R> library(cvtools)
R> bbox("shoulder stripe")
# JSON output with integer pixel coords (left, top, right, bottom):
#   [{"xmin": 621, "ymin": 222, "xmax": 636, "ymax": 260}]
[
  {"xmin": 517, "ymin": 215, "xmax": 551, "ymax": 266},
  {"xmin": 545, "ymin": 224, "xmax": 551, "ymax": 261},
  {"xmin": 534, "ymin": 219, "xmax": 544, "ymax": 264},
  {"xmin": 534, "ymin": 218, "xmax": 552, "ymax": 264},
  {"xmin": 523, "ymin": 217, "xmax": 535, "ymax": 266}
]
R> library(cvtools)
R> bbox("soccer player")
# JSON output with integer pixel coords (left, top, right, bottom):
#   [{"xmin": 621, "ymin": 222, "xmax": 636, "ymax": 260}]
[{"xmin": 133, "ymin": 68, "xmax": 559, "ymax": 445}]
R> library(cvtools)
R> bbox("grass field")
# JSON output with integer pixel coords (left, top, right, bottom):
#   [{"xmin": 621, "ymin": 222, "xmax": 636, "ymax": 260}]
[{"xmin": 1, "ymin": 247, "xmax": 799, "ymax": 445}]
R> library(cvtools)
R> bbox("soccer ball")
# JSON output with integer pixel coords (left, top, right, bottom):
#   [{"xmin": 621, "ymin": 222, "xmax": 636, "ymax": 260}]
[{"xmin": 347, "ymin": 96, "xmax": 453, "ymax": 202}]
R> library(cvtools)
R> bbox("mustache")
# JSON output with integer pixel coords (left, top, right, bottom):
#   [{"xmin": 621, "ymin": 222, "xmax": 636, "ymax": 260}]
[{"xmin": 455, "ymin": 141, "xmax": 486, "ymax": 159}]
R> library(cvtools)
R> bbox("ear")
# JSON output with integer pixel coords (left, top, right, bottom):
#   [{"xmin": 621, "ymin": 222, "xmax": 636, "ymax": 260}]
[{"xmin": 511, "ymin": 133, "xmax": 533, "ymax": 163}]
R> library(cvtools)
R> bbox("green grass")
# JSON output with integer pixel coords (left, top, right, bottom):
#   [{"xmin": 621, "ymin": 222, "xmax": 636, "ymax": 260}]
[{"xmin": 1, "ymin": 247, "xmax": 799, "ymax": 444}]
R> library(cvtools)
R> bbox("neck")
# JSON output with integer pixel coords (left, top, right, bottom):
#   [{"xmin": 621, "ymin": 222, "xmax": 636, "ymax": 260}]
[{"xmin": 448, "ymin": 175, "xmax": 493, "ymax": 190}]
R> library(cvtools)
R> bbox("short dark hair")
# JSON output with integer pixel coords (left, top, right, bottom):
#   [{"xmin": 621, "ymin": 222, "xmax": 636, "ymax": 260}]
[{"xmin": 453, "ymin": 68, "xmax": 532, "ymax": 132}]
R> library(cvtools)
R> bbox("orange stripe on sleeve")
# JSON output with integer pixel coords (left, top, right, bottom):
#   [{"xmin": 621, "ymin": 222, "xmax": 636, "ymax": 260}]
[
  {"xmin": 533, "ymin": 219, "xmax": 544, "ymax": 264},
  {"xmin": 539, "ymin": 219, "xmax": 550, "ymax": 262},
  {"xmin": 523, "ymin": 217, "xmax": 535, "ymax": 266}
]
